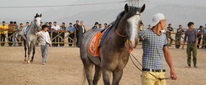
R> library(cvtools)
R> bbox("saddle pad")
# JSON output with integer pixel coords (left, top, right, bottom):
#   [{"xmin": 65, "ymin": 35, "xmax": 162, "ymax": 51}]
[
  {"xmin": 88, "ymin": 32, "xmax": 102, "ymax": 57},
  {"xmin": 88, "ymin": 27, "xmax": 112, "ymax": 57}
]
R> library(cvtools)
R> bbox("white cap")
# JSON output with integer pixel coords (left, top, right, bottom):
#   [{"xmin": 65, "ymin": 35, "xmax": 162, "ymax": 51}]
[{"xmin": 151, "ymin": 13, "xmax": 165, "ymax": 27}]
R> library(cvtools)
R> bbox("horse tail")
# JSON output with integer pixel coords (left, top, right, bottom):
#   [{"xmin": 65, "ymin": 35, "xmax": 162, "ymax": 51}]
[{"xmin": 81, "ymin": 66, "xmax": 86, "ymax": 85}]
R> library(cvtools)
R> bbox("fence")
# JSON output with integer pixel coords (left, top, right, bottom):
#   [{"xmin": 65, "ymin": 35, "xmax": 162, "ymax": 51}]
[
  {"xmin": 0, "ymin": 30, "xmax": 77, "ymax": 47},
  {"xmin": 0, "ymin": 30, "xmax": 206, "ymax": 48}
]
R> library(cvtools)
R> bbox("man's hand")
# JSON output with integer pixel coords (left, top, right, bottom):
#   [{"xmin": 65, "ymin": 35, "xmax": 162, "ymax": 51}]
[
  {"xmin": 49, "ymin": 44, "xmax": 52, "ymax": 47},
  {"xmin": 170, "ymin": 69, "xmax": 177, "ymax": 80}
]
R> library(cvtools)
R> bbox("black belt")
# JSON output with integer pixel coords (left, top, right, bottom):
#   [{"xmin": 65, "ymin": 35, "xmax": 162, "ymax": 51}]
[
  {"xmin": 188, "ymin": 42, "xmax": 195, "ymax": 43},
  {"xmin": 142, "ymin": 68, "xmax": 166, "ymax": 72}
]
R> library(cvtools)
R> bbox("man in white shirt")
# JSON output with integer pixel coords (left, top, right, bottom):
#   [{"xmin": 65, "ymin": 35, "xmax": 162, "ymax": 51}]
[
  {"xmin": 51, "ymin": 21, "xmax": 60, "ymax": 47},
  {"xmin": 36, "ymin": 25, "xmax": 51, "ymax": 65}
]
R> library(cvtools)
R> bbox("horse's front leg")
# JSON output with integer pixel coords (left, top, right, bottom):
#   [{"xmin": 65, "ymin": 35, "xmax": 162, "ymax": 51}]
[
  {"xmin": 27, "ymin": 45, "xmax": 32, "ymax": 64},
  {"xmin": 30, "ymin": 45, "xmax": 35, "ymax": 63},
  {"xmin": 103, "ymin": 69, "xmax": 112, "ymax": 85},
  {"xmin": 112, "ymin": 70, "xmax": 123, "ymax": 85}
]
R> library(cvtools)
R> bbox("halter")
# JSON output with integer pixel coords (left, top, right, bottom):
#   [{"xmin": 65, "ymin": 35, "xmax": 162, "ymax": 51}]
[{"xmin": 115, "ymin": 30, "xmax": 127, "ymax": 37}]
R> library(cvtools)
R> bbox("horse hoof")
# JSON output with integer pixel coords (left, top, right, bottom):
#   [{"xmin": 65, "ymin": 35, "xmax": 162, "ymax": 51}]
[
  {"xmin": 27, "ymin": 61, "xmax": 30, "ymax": 64},
  {"xmin": 30, "ymin": 60, "xmax": 33, "ymax": 63}
]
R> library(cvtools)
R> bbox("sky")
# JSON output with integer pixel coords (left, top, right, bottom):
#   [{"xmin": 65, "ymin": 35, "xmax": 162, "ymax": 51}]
[{"xmin": 0, "ymin": 0, "xmax": 206, "ymax": 28}]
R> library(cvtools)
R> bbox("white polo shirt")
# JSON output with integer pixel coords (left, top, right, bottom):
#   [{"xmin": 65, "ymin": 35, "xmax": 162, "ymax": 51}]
[{"xmin": 51, "ymin": 25, "xmax": 60, "ymax": 30}]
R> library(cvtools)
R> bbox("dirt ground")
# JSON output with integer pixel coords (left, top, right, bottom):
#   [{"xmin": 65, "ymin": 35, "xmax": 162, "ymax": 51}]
[{"xmin": 0, "ymin": 46, "xmax": 206, "ymax": 85}]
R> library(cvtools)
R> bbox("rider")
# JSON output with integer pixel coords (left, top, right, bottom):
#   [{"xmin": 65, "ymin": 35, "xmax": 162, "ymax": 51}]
[{"xmin": 139, "ymin": 13, "xmax": 177, "ymax": 85}]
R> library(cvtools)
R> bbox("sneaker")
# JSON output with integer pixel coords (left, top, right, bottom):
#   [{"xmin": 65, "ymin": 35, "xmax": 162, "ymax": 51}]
[{"xmin": 42, "ymin": 62, "xmax": 46, "ymax": 65}]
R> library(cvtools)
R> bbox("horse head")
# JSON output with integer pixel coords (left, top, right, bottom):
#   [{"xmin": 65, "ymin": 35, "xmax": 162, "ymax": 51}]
[
  {"xmin": 124, "ymin": 4, "xmax": 145, "ymax": 48},
  {"xmin": 34, "ymin": 13, "xmax": 42, "ymax": 30}
]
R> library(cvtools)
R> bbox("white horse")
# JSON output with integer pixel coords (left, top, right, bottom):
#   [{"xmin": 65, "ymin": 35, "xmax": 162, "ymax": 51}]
[{"xmin": 22, "ymin": 13, "xmax": 42, "ymax": 64}]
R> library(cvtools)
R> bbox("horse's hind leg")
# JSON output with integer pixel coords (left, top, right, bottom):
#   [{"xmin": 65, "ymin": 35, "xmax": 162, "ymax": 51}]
[
  {"xmin": 112, "ymin": 70, "xmax": 123, "ymax": 85},
  {"xmin": 30, "ymin": 46, "xmax": 35, "ymax": 63},
  {"xmin": 84, "ymin": 64, "xmax": 94, "ymax": 85},
  {"xmin": 93, "ymin": 65, "xmax": 101, "ymax": 85},
  {"xmin": 24, "ymin": 40, "xmax": 27, "ymax": 61}
]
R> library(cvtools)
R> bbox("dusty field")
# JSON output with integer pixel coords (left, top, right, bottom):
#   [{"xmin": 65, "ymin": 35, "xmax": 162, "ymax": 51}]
[{"xmin": 0, "ymin": 46, "xmax": 206, "ymax": 85}]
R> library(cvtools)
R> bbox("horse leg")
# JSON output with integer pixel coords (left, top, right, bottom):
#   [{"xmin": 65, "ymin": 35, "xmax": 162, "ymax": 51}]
[
  {"xmin": 112, "ymin": 70, "xmax": 123, "ymax": 85},
  {"xmin": 93, "ymin": 65, "xmax": 101, "ymax": 85},
  {"xmin": 103, "ymin": 69, "xmax": 112, "ymax": 85},
  {"xmin": 24, "ymin": 40, "xmax": 27, "ymax": 61},
  {"xmin": 27, "ymin": 44, "xmax": 32, "ymax": 64},
  {"xmin": 30, "ymin": 45, "xmax": 35, "ymax": 63},
  {"xmin": 84, "ymin": 64, "xmax": 94, "ymax": 85}
]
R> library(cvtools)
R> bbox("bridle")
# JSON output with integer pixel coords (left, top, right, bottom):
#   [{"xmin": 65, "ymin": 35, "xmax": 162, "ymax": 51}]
[{"xmin": 115, "ymin": 13, "xmax": 141, "ymax": 38}]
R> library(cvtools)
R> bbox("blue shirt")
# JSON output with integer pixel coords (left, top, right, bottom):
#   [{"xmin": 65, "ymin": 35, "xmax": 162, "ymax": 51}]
[
  {"xmin": 67, "ymin": 26, "xmax": 75, "ymax": 31},
  {"xmin": 184, "ymin": 29, "xmax": 197, "ymax": 43},
  {"xmin": 139, "ymin": 29, "xmax": 168, "ymax": 70}
]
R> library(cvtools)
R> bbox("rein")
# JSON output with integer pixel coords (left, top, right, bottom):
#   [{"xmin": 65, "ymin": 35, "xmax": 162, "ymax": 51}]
[{"xmin": 129, "ymin": 53, "xmax": 170, "ymax": 81}]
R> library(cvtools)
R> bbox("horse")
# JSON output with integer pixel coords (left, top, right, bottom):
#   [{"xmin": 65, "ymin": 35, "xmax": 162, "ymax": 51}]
[
  {"xmin": 80, "ymin": 4, "xmax": 145, "ymax": 85},
  {"xmin": 23, "ymin": 13, "xmax": 42, "ymax": 64}
]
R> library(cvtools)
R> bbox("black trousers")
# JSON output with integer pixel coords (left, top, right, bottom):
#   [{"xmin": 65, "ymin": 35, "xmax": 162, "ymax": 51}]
[
  {"xmin": 52, "ymin": 32, "xmax": 59, "ymax": 47},
  {"xmin": 59, "ymin": 32, "xmax": 64, "ymax": 46},
  {"xmin": 68, "ymin": 33, "xmax": 74, "ymax": 46},
  {"xmin": 0, "ymin": 34, "xmax": 6, "ymax": 46},
  {"xmin": 197, "ymin": 37, "xmax": 202, "ymax": 48},
  {"xmin": 8, "ymin": 33, "xmax": 14, "ymax": 46}
]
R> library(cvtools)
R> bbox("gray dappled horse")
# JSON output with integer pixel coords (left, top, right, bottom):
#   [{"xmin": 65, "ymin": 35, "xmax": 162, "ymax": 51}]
[
  {"xmin": 22, "ymin": 13, "xmax": 42, "ymax": 64},
  {"xmin": 80, "ymin": 4, "xmax": 145, "ymax": 85}
]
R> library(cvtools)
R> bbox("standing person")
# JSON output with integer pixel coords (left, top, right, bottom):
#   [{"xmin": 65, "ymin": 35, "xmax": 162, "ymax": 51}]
[
  {"xmin": 77, "ymin": 21, "xmax": 86, "ymax": 47},
  {"xmin": 74, "ymin": 20, "xmax": 80, "ymax": 46},
  {"xmin": 48, "ymin": 22, "xmax": 52, "ymax": 37},
  {"xmin": 203, "ymin": 27, "xmax": 206, "ymax": 48},
  {"xmin": 175, "ymin": 25, "xmax": 184, "ymax": 49},
  {"xmin": 8, "ymin": 21, "xmax": 15, "ymax": 46},
  {"xmin": 0, "ymin": 21, "xmax": 8, "ymax": 46},
  {"xmin": 139, "ymin": 22, "xmax": 145, "ymax": 31},
  {"xmin": 196, "ymin": 26, "xmax": 205, "ymax": 49},
  {"xmin": 166, "ymin": 23, "xmax": 174, "ymax": 46},
  {"xmin": 104, "ymin": 23, "xmax": 108, "ymax": 29},
  {"xmin": 51, "ymin": 21, "xmax": 60, "ymax": 47},
  {"xmin": 98, "ymin": 24, "xmax": 103, "ymax": 30},
  {"xmin": 139, "ymin": 13, "xmax": 177, "ymax": 85},
  {"xmin": 92, "ymin": 22, "xmax": 99, "ymax": 29},
  {"xmin": 67, "ymin": 22, "xmax": 75, "ymax": 47},
  {"xmin": 13, "ymin": 21, "xmax": 18, "ymax": 46},
  {"xmin": 147, "ymin": 24, "xmax": 152, "ymax": 29},
  {"xmin": 22, "ymin": 22, "xmax": 30, "ymax": 40},
  {"xmin": 60, "ymin": 22, "xmax": 67, "ymax": 47},
  {"xmin": 36, "ymin": 25, "xmax": 51, "ymax": 65},
  {"xmin": 182, "ymin": 22, "xmax": 198, "ymax": 68},
  {"xmin": 17, "ymin": 23, "xmax": 24, "ymax": 46}
]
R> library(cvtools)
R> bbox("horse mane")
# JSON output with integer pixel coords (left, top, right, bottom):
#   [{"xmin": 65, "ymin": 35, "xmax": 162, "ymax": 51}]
[
  {"xmin": 110, "ymin": 11, "xmax": 126, "ymax": 29},
  {"xmin": 111, "ymin": 6, "xmax": 140, "ymax": 29}
]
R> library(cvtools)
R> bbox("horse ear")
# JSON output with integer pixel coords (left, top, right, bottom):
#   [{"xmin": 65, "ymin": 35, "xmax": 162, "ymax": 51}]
[
  {"xmin": 124, "ymin": 4, "xmax": 129, "ymax": 12},
  {"xmin": 140, "ymin": 4, "xmax": 146, "ymax": 13},
  {"xmin": 36, "ymin": 13, "xmax": 38, "ymax": 16},
  {"xmin": 40, "ymin": 14, "xmax": 42, "ymax": 17}
]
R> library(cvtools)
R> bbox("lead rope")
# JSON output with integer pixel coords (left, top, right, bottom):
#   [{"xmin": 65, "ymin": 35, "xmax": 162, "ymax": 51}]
[{"xmin": 129, "ymin": 53, "xmax": 170, "ymax": 81}]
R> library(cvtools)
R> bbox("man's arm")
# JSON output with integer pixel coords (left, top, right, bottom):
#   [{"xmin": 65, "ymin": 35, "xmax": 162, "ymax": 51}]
[{"xmin": 163, "ymin": 46, "xmax": 177, "ymax": 80}]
